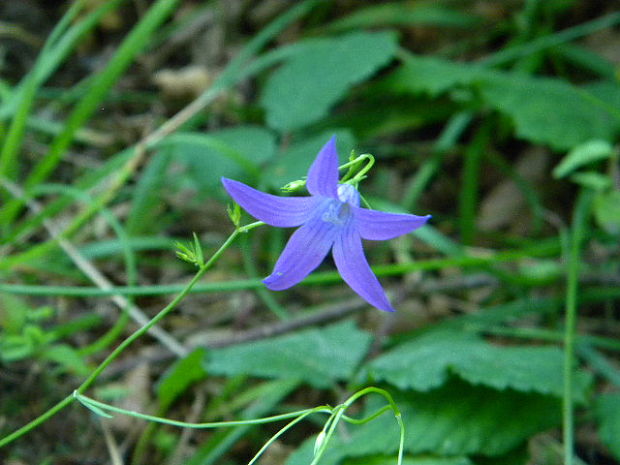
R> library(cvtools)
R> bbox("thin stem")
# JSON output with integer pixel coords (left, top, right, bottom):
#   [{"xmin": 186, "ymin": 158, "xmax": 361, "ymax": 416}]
[
  {"xmin": 312, "ymin": 387, "xmax": 404, "ymax": 465},
  {"xmin": 0, "ymin": 221, "xmax": 264, "ymax": 449},
  {"xmin": 247, "ymin": 409, "xmax": 323, "ymax": 465},
  {"xmin": 0, "ymin": 237, "xmax": 563, "ymax": 296},
  {"xmin": 74, "ymin": 392, "xmax": 330, "ymax": 429},
  {"xmin": 563, "ymin": 189, "xmax": 593, "ymax": 465},
  {"xmin": 340, "ymin": 154, "xmax": 375, "ymax": 184}
]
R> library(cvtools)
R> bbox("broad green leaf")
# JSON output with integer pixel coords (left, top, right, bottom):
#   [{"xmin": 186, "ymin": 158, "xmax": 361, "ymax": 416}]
[
  {"xmin": 595, "ymin": 393, "xmax": 620, "ymax": 460},
  {"xmin": 288, "ymin": 435, "xmax": 471, "ymax": 465},
  {"xmin": 385, "ymin": 56, "xmax": 620, "ymax": 150},
  {"xmin": 375, "ymin": 382, "xmax": 560, "ymax": 456},
  {"xmin": 286, "ymin": 379, "xmax": 561, "ymax": 464},
  {"xmin": 366, "ymin": 331, "xmax": 592, "ymax": 400},
  {"xmin": 203, "ymin": 321, "xmax": 372, "ymax": 388},
  {"xmin": 478, "ymin": 75, "xmax": 617, "ymax": 150},
  {"xmin": 265, "ymin": 129, "xmax": 355, "ymax": 189},
  {"xmin": 261, "ymin": 31, "xmax": 398, "ymax": 131},
  {"xmin": 157, "ymin": 348, "xmax": 207, "ymax": 409},
  {"xmin": 553, "ymin": 140, "xmax": 614, "ymax": 179},
  {"xmin": 156, "ymin": 126, "xmax": 276, "ymax": 196},
  {"xmin": 383, "ymin": 55, "xmax": 486, "ymax": 97},
  {"xmin": 586, "ymin": 80, "xmax": 620, "ymax": 112}
]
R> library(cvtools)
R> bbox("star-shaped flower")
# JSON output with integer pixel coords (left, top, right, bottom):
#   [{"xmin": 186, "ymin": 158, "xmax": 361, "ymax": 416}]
[{"xmin": 222, "ymin": 136, "xmax": 430, "ymax": 311}]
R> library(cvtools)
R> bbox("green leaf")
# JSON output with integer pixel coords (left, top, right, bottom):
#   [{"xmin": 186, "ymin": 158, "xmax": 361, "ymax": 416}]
[
  {"xmin": 0, "ymin": 335, "xmax": 35, "ymax": 362},
  {"xmin": 261, "ymin": 31, "xmax": 398, "ymax": 131},
  {"xmin": 156, "ymin": 125, "xmax": 276, "ymax": 196},
  {"xmin": 265, "ymin": 129, "xmax": 355, "ymax": 189},
  {"xmin": 366, "ymin": 331, "xmax": 592, "ymax": 400},
  {"xmin": 203, "ymin": 321, "xmax": 372, "ymax": 388},
  {"xmin": 41, "ymin": 343, "xmax": 90, "ymax": 376},
  {"xmin": 287, "ymin": 379, "xmax": 561, "ymax": 463},
  {"xmin": 383, "ymin": 55, "xmax": 486, "ymax": 97},
  {"xmin": 595, "ymin": 393, "xmax": 620, "ymax": 460},
  {"xmin": 385, "ymin": 56, "xmax": 620, "ymax": 150},
  {"xmin": 356, "ymin": 380, "xmax": 561, "ymax": 457},
  {"xmin": 478, "ymin": 75, "xmax": 618, "ymax": 150},
  {"xmin": 570, "ymin": 171, "xmax": 612, "ymax": 190},
  {"xmin": 127, "ymin": 149, "xmax": 172, "ymax": 235},
  {"xmin": 288, "ymin": 437, "xmax": 472, "ymax": 465},
  {"xmin": 553, "ymin": 139, "xmax": 614, "ymax": 178},
  {"xmin": 594, "ymin": 190, "xmax": 620, "ymax": 234},
  {"xmin": 157, "ymin": 348, "xmax": 207, "ymax": 409}
]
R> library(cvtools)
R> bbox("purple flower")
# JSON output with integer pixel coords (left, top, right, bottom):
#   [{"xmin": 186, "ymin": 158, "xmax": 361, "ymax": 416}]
[{"xmin": 222, "ymin": 136, "xmax": 430, "ymax": 312}]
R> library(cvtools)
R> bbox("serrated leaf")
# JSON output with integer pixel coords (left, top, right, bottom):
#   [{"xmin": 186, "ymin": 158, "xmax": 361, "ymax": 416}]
[
  {"xmin": 265, "ymin": 129, "xmax": 355, "ymax": 189},
  {"xmin": 157, "ymin": 348, "xmax": 207, "ymax": 409},
  {"xmin": 261, "ymin": 31, "xmax": 398, "ymax": 131},
  {"xmin": 204, "ymin": 321, "xmax": 372, "ymax": 388},
  {"xmin": 366, "ymin": 331, "xmax": 591, "ymax": 400},
  {"xmin": 595, "ymin": 393, "xmax": 620, "ymax": 460},
  {"xmin": 384, "ymin": 55, "xmax": 620, "ymax": 150},
  {"xmin": 553, "ymin": 139, "xmax": 614, "ymax": 178},
  {"xmin": 288, "ymin": 437, "xmax": 471, "ymax": 465},
  {"xmin": 286, "ymin": 379, "xmax": 560, "ymax": 464}
]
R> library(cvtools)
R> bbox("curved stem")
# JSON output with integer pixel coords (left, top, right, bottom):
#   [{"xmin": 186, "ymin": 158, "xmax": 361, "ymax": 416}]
[
  {"xmin": 0, "ymin": 221, "xmax": 263, "ymax": 449},
  {"xmin": 74, "ymin": 391, "xmax": 330, "ymax": 429},
  {"xmin": 311, "ymin": 386, "xmax": 405, "ymax": 465}
]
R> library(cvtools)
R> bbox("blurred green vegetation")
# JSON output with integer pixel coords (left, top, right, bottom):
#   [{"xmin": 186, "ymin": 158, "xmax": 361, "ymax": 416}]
[{"xmin": 1, "ymin": 1, "xmax": 620, "ymax": 464}]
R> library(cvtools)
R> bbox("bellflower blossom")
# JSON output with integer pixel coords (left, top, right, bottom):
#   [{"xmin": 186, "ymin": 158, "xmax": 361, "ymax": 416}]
[{"xmin": 221, "ymin": 137, "xmax": 430, "ymax": 311}]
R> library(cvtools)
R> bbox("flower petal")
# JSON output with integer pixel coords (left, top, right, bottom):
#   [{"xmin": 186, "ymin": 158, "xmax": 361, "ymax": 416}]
[
  {"xmin": 222, "ymin": 178, "xmax": 318, "ymax": 227},
  {"xmin": 306, "ymin": 136, "xmax": 339, "ymax": 198},
  {"xmin": 263, "ymin": 217, "xmax": 337, "ymax": 290},
  {"xmin": 332, "ymin": 223, "xmax": 394, "ymax": 312},
  {"xmin": 354, "ymin": 207, "xmax": 431, "ymax": 241}
]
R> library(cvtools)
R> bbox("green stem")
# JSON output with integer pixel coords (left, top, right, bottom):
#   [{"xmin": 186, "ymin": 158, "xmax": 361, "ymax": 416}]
[
  {"xmin": 0, "ymin": 238, "xmax": 562, "ymax": 296},
  {"xmin": 312, "ymin": 387, "xmax": 404, "ymax": 465},
  {"xmin": 74, "ymin": 391, "xmax": 330, "ymax": 429},
  {"xmin": 459, "ymin": 122, "xmax": 489, "ymax": 245},
  {"xmin": 0, "ymin": 221, "xmax": 263, "ymax": 449},
  {"xmin": 403, "ymin": 111, "xmax": 472, "ymax": 210},
  {"xmin": 480, "ymin": 11, "xmax": 620, "ymax": 67},
  {"xmin": 563, "ymin": 189, "xmax": 593, "ymax": 465}
]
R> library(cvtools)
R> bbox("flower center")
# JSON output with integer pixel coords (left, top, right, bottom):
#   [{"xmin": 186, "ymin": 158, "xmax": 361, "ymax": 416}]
[
  {"xmin": 320, "ymin": 184, "xmax": 359, "ymax": 226},
  {"xmin": 321, "ymin": 201, "xmax": 351, "ymax": 225}
]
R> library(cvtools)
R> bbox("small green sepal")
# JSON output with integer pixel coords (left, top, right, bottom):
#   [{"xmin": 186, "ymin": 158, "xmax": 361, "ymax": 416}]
[
  {"xmin": 227, "ymin": 202, "xmax": 241, "ymax": 227},
  {"xmin": 174, "ymin": 233, "xmax": 205, "ymax": 267}
]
